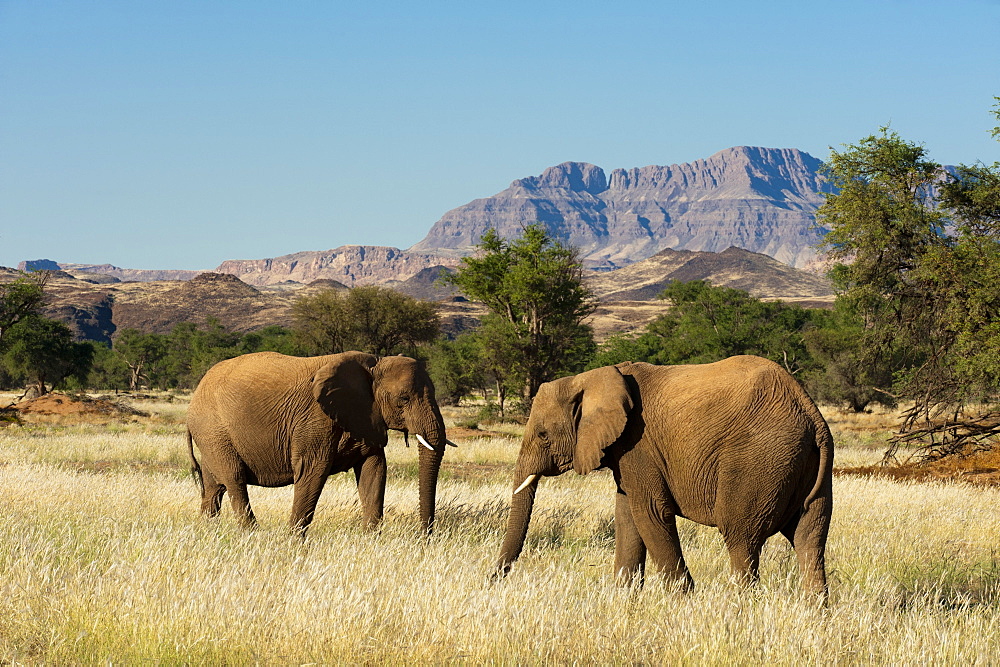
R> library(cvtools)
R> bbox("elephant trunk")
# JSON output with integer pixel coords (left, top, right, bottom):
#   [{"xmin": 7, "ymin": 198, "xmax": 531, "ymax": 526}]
[
  {"xmin": 417, "ymin": 441, "xmax": 444, "ymax": 534},
  {"xmin": 415, "ymin": 405, "xmax": 448, "ymax": 534},
  {"xmin": 495, "ymin": 449, "xmax": 549, "ymax": 576}
]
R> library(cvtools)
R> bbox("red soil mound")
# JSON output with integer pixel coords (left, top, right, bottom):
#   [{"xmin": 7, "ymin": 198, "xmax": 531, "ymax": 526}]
[{"xmin": 13, "ymin": 393, "xmax": 148, "ymax": 420}]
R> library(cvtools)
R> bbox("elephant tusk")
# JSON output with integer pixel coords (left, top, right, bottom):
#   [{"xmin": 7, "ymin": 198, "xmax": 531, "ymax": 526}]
[
  {"xmin": 513, "ymin": 474, "xmax": 539, "ymax": 495},
  {"xmin": 415, "ymin": 433, "xmax": 435, "ymax": 451},
  {"xmin": 446, "ymin": 439, "xmax": 458, "ymax": 448}
]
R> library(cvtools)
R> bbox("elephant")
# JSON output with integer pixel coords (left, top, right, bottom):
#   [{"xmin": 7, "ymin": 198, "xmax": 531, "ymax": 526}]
[
  {"xmin": 495, "ymin": 356, "xmax": 833, "ymax": 596},
  {"xmin": 186, "ymin": 350, "xmax": 452, "ymax": 534}
]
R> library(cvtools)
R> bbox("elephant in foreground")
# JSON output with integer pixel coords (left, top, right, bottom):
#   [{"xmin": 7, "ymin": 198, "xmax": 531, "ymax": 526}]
[
  {"xmin": 187, "ymin": 351, "xmax": 451, "ymax": 534},
  {"xmin": 496, "ymin": 356, "xmax": 833, "ymax": 595}
]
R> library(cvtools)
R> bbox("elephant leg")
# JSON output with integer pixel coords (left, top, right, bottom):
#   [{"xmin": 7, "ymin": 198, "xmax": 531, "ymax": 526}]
[
  {"xmin": 614, "ymin": 490, "xmax": 646, "ymax": 587},
  {"xmin": 628, "ymin": 492, "xmax": 693, "ymax": 592},
  {"xmin": 226, "ymin": 480, "xmax": 256, "ymax": 529},
  {"xmin": 785, "ymin": 497, "xmax": 831, "ymax": 597},
  {"xmin": 200, "ymin": 468, "xmax": 226, "ymax": 518},
  {"xmin": 720, "ymin": 529, "xmax": 764, "ymax": 587},
  {"xmin": 354, "ymin": 451, "xmax": 387, "ymax": 530},
  {"xmin": 289, "ymin": 462, "xmax": 332, "ymax": 534}
]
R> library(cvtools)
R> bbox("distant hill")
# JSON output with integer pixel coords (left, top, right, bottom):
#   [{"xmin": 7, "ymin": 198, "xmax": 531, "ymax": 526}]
[
  {"xmin": 410, "ymin": 146, "xmax": 832, "ymax": 269},
  {"xmin": 18, "ymin": 259, "xmax": 201, "ymax": 282},
  {"xmin": 3, "ymin": 243, "xmax": 831, "ymax": 345},
  {"xmin": 587, "ymin": 246, "xmax": 833, "ymax": 303}
]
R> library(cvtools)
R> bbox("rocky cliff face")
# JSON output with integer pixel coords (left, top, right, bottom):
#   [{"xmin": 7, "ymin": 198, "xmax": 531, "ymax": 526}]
[
  {"xmin": 213, "ymin": 246, "xmax": 460, "ymax": 287},
  {"xmin": 410, "ymin": 146, "xmax": 831, "ymax": 269}
]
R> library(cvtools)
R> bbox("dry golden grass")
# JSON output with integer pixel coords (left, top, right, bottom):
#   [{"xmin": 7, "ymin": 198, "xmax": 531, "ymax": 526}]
[{"xmin": 2, "ymin": 401, "xmax": 1000, "ymax": 662}]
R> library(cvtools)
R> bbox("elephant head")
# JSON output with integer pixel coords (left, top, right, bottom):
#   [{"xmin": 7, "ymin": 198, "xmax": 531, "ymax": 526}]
[
  {"xmin": 313, "ymin": 352, "xmax": 449, "ymax": 533},
  {"xmin": 496, "ymin": 365, "xmax": 633, "ymax": 574}
]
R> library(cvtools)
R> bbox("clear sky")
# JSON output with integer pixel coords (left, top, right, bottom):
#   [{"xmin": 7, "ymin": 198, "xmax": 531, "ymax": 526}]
[{"xmin": 2, "ymin": 1, "xmax": 999, "ymax": 270}]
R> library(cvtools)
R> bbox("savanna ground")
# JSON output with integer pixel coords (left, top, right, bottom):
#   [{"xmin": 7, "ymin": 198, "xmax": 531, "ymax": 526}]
[{"xmin": 2, "ymin": 391, "xmax": 1000, "ymax": 663}]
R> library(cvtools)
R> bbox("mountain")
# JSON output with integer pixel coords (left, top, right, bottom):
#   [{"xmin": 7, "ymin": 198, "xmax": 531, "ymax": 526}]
[
  {"xmin": 213, "ymin": 246, "xmax": 459, "ymax": 287},
  {"xmin": 21, "ymin": 247, "xmax": 459, "ymax": 288},
  {"xmin": 410, "ymin": 146, "xmax": 831, "ymax": 269},
  {"xmin": 18, "ymin": 259, "xmax": 201, "ymax": 282}
]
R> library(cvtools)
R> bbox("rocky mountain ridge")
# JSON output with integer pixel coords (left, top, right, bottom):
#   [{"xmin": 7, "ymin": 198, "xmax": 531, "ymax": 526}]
[
  {"xmin": 23, "ymin": 146, "xmax": 833, "ymax": 284},
  {"xmin": 214, "ymin": 245, "xmax": 460, "ymax": 287},
  {"xmin": 410, "ymin": 146, "xmax": 832, "ymax": 269}
]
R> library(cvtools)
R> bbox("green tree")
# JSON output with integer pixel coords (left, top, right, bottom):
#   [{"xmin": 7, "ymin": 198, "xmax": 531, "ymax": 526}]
[
  {"xmin": 1, "ymin": 315, "xmax": 93, "ymax": 395},
  {"xmin": 816, "ymin": 128, "xmax": 947, "ymax": 411},
  {"xmin": 292, "ymin": 285, "xmax": 440, "ymax": 356},
  {"xmin": 240, "ymin": 325, "xmax": 302, "ymax": 355},
  {"xmin": 426, "ymin": 334, "xmax": 487, "ymax": 406},
  {"xmin": 81, "ymin": 342, "xmax": 130, "ymax": 391},
  {"xmin": 591, "ymin": 281, "xmax": 817, "ymax": 374},
  {"xmin": 113, "ymin": 329, "xmax": 168, "ymax": 391},
  {"xmin": 800, "ymin": 300, "xmax": 896, "ymax": 412},
  {"xmin": 446, "ymin": 225, "xmax": 596, "ymax": 399},
  {"xmin": 162, "ymin": 319, "xmax": 243, "ymax": 389},
  {"xmin": 0, "ymin": 272, "xmax": 47, "ymax": 349},
  {"xmin": 818, "ymin": 111, "xmax": 1000, "ymax": 450}
]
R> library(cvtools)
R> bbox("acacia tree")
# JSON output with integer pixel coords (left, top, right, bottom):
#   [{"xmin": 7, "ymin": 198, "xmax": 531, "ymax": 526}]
[
  {"xmin": 818, "ymin": 111, "xmax": 1000, "ymax": 453},
  {"xmin": 446, "ymin": 225, "xmax": 595, "ymax": 400},
  {"xmin": 292, "ymin": 285, "xmax": 440, "ymax": 356},
  {"xmin": 0, "ymin": 272, "xmax": 47, "ymax": 349},
  {"xmin": 817, "ymin": 129, "xmax": 949, "ymax": 415},
  {"xmin": 2, "ymin": 315, "xmax": 93, "ymax": 396},
  {"xmin": 113, "ymin": 329, "xmax": 168, "ymax": 391}
]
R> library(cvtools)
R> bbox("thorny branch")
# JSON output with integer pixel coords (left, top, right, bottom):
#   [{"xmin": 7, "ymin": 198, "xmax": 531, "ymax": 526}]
[{"xmin": 882, "ymin": 409, "xmax": 1000, "ymax": 465}]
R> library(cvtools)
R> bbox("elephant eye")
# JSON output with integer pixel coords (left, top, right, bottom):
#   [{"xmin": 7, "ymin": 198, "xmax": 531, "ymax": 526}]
[{"xmin": 395, "ymin": 394, "xmax": 410, "ymax": 408}]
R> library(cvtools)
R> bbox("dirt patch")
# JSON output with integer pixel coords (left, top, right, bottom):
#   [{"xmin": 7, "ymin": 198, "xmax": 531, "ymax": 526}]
[
  {"xmin": 11, "ymin": 392, "xmax": 149, "ymax": 423},
  {"xmin": 837, "ymin": 446, "xmax": 1000, "ymax": 486}
]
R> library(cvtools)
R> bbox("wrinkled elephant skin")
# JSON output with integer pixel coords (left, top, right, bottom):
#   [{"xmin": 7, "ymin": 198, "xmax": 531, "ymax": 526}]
[
  {"xmin": 496, "ymin": 356, "xmax": 833, "ymax": 596},
  {"xmin": 187, "ymin": 351, "xmax": 448, "ymax": 534}
]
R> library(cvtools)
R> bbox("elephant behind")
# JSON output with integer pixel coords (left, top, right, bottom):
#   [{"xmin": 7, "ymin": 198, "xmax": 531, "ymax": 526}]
[
  {"xmin": 187, "ymin": 351, "xmax": 449, "ymax": 534},
  {"xmin": 496, "ymin": 356, "xmax": 833, "ymax": 596}
]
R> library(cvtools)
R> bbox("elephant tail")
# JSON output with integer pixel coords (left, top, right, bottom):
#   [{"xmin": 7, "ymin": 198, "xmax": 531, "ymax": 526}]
[
  {"xmin": 187, "ymin": 429, "xmax": 204, "ymax": 494},
  {"xmin": 803, "ymin": 415, "xmax": 833, "ymax": 510}
]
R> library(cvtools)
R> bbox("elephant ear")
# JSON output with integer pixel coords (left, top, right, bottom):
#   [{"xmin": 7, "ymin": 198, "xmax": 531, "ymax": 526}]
[
  {"xmin": 312, "ymin": 356, "xmax": 388, "ymax": 448},
  {"xmin": 573, "ymin": 365, "xmax": 633, "ymax": 475}
]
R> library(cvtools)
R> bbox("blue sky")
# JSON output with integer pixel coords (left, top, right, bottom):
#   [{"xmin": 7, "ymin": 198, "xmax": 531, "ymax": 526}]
[{"xmin": 2, "ymin": 1, "xmax": 999, "ymax": 270}]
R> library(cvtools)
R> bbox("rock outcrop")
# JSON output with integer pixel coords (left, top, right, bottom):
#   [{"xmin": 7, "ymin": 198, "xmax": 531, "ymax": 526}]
[
  {"xmin": 213, "ymin": 246, "xmax": 460, "ymax": 287},
  {"xmin": 410, "ymin": 146, "xmax": 831, "ymax": 269}
]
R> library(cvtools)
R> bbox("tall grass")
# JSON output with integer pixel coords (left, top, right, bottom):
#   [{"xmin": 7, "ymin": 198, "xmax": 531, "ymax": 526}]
[{"xmin": 2, "ymin": 404, "xmax": 1000, "ymax": 662}]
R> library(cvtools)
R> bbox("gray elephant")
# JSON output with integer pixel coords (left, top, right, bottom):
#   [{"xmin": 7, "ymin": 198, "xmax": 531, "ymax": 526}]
[
  {"xmin": 496, "ymin": 356, "xmax": 833, "ymax": 595},
  {"xmin": 187, "ymin": 351, "xmax": 451, "ymax": 534}
]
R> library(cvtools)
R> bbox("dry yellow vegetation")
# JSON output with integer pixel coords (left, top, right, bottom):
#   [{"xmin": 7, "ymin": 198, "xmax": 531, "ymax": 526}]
[{"xmin": 2, "ymin": 396, "xmax": 1000, "ymax": 662}]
